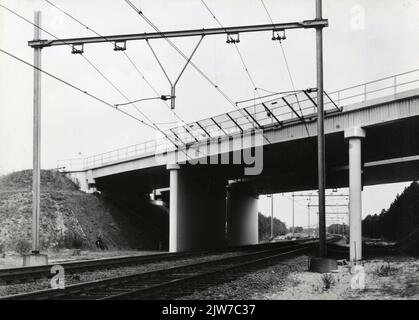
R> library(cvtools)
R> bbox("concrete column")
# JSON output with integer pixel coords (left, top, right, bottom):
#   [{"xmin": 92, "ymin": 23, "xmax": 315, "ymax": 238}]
[
  {"xmin": 167, "ymin": 165, "xmax": 226, "ymax": 252},
  {"xmin": 344, "ymin": 127, "xmax": 366, "ymax": 261},
  {"xmin": 167, "ymin": 164, "xmax": 180, "ymax": 252},
  {"xmin": 227, "ymin": 185, "xmax": 259, "ymax": 246}
]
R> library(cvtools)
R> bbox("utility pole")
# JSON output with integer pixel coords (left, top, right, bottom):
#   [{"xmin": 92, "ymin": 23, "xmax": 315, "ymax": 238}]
[
  {"xmin": 316, "ymin": 0, "xmax": 327, "ymax": 257},
  {"xmin": 270, "ymin": 194, "xmax": 274, "ymax": 239},
  {"xmin": 292, "ymin": 192, "xmax": 295, "ymax": 235},
  {"xmin": 32, "ymin": 11, "xmax": 41, "ymax": 254},
  {"xmin": 307, "ymin": 204, "xmax": 310, "ymax": 231},
  {"xmin": 21, "ymin": 11, "xmax": 49, "ymax": 267}
]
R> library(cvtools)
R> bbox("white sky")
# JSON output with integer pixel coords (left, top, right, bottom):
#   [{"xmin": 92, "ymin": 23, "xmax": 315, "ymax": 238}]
[
  {"xmin": 0, "ymin": 0, "xmax": 418, "ymax": 225},
  {"xmin": 259, "ymin": 183, "xmax": 410, "ymax": 229}
]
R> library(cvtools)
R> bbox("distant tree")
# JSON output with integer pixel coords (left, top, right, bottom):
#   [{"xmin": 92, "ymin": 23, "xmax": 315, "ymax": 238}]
[
  {"xmin": 327, "ymin": 224, "xmax": 349, "ymax": 235},
  {"xmin": 258, "ymin": 212, "xmax": 287, "ymax": 241},
  {"xmin": 293, "ymin": 226, "xmax": 304, "ymax": 233}
]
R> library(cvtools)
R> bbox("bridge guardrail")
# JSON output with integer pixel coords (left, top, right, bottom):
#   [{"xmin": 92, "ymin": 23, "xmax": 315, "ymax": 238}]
[
  {"xmin": 57, "ymin": 69, "xmax": 419, "ymax": 172},
  {"xmin": 327, "ymin": 69, "xmax": 419, "ymax": 108}
]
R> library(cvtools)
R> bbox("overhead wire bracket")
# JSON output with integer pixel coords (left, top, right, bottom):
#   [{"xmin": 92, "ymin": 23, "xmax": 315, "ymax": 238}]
[
  {"xmin": 71, "ymin": 44, "xmax": 84, "ymax": 54},
  {"xmin": 226, "ymin": 33, "xmax": 240, "ymax": 44},
  {"xmin": 114, "ymin": 41, "xmax": 127, "ymax": 51},
  {"xmin": 272, "ymin": 29, "xmax": 286, "ymax": 41}
]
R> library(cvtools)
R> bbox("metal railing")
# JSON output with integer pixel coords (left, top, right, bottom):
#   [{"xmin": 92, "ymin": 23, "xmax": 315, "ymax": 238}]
[
  {"xmin": 57, "ymin": 69, "xmax": 419, "ymax": 172},
  {"xmin": 327, "ymin": 68, "xmax": 419, "ymax": 108}
]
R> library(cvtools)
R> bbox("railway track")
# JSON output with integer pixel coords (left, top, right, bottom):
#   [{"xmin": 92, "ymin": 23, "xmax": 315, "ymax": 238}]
[
  {"xmin": 0, "ymin": 239, "xmax": 313, "ymax": 285},
  {"xmin": 326, "ymin": 242, "xmax": 396, "ymax": 259},
  {"xmin": 0, "ymin": 240, "xmax": 319, "ymax": 300}
]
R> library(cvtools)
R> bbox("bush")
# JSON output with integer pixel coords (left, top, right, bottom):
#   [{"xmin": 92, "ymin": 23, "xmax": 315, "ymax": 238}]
[
  {"xmin": 15, "ymin": 239, "xmax": 32, "ymax": 255},
  {"xmin": 373, "ymin": 263, "xmax": 399, "ymax": 277},
  {"xmin": 0, "ymin": 243, "xmax": 4, "ymax": 254},
  {"xmin": 320, "ymin": 273, "xmax": 335, "ymax": 290}
]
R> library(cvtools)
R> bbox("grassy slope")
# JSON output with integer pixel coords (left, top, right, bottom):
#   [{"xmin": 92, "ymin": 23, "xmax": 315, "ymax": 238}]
[{"xmin": 0, "ymin": 170, "xmax": 164, "ymax": 252}]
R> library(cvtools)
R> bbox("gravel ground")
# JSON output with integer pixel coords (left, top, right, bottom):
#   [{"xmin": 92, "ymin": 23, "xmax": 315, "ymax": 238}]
[
  {"xmin": 175, "ymin": 255, "xmax": 419, "ymax": 300},
  {"xmin": 259, "ymin": 256, "xmax": 419, "ymax": 300},
  {"xmin": 4, "ymin": 251, "xmax": 415, "ymax": 300},
  {"xmin": 0, "ymin": 251, "xmax": 244, "ymax": 297},
  {"xmin": 179, "ymin": 255, "xmax": 311, "ymax": 300}
]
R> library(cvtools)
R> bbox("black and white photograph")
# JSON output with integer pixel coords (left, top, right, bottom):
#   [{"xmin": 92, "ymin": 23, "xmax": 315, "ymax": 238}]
[{"xmin": 0, "ymin": 0, "xmax": 418, "ymax": 310}]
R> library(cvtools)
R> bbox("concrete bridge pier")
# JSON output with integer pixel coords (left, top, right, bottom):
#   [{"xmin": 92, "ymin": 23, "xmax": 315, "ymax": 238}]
[
  {"xmin": 167, "ymin": 164, "xmax": 227, "ymax": 252},
  {"xmin": 345, "ymin": 127, "xmax": 366, "ymax": 261},
  {"xmin": 226, "ymin": 184, "xmax": 259, "ymax": 246}
]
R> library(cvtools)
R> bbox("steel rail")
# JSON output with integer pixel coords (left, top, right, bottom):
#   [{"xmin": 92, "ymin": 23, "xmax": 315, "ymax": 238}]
[
  {"xmin": 103, "ymin": 245, "xmax": 315, "ymax": 300},
  {"xmin": 0, "ymin": 239, "xmax": 322, "ymax": 300},
  {"xmin": 0, "ymin": 240, "xmax": 308, "ymax": 285}
]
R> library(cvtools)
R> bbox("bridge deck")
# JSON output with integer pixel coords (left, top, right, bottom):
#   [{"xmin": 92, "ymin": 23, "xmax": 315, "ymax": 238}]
[{"xmin": 58, "ymin": 69, "xmax": 419, "ymax": 173}]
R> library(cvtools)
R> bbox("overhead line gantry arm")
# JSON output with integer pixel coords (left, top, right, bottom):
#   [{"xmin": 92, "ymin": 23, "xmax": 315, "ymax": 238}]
[{"xmin": 28, "ymin": 19, "xmax": 328, "ymax": 48}]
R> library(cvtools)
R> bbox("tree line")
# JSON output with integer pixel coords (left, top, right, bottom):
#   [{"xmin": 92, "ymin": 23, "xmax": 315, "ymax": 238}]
[
  {"xmin": 362, "ymin": 181, "xmax": 419, "ymax": 241},
  {"xmin": 258, "ymin": 212, "xmax": 287, "ymax": 241}
]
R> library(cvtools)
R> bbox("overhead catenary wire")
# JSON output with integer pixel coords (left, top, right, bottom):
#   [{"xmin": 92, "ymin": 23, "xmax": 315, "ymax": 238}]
[
  {"xmin": 280, "ymin": 193, "xmax": 307, "ymax": 209},
  {"xmin": 200, "ymin": 0, "xmax": 260, "ymax": 98},
  {"xmin": 123, "ymin": 0, "xmax": 273, "ymax": 145},
  {"xmin": 41, "ymin": 1, "xmax": 202, "ymax": 157},
  {"xmin": 0, "ymin": 4, "xmax": 193, "ymax": 154},
  {"xmin": 124, "ymin": 0, "xmax": 276, "ymax": 147},
  {"xmin": 0, "ymin": 2, "xmax": 155, "ymax": 128},
  {"xmin": 31, "ymin": 1, "xmax": 218, "ymax": 158},
  {"xmin": 0, "ymin": 47, "xmax": 208, "ymax": 164},
  {"xmin": 255, "ymin": 87, "xmax": 281, "ymax": 95},
  {"xmin": 199, "ymin": 0, "xmax": 273, "ymax": 143},
  {"xmin": 200, "ymin": 0, "xmax": 272, "ymax": 124},
  {"xmin": 0, "ymin": 47, "xmax": 158, "ymax": 131},
  {"xmin": 259, "ymin": 0, "xmax": 310, "ymax": 137},
  {"xmin": 0, "ymin": 3, "xmax": 189, "ymax": 151},
  {"xmin": 125, "ymin": 0, "xmax": 267, "ymax": 149},
  {"xmin": 42, "ymin": 0, "xmax": 188, "ymax": 127},
  {"xmin": 123, "ymin": 0, "xmax": 240, "ymax": 112},
  {"xmin": 260, "ymin": 0, "xmax": 301, "ymax": 99}
]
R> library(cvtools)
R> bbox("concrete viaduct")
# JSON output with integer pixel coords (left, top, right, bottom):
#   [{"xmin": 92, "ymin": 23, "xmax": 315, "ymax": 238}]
[{"xmin": 61, "ymin": 71, "xmax": 419, "ymax": 261}]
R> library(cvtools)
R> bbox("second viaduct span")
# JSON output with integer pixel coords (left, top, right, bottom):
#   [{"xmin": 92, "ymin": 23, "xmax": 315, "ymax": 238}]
[{"xmin": 60, "ymin": 69, "xmax": 419, "ymax": 260}]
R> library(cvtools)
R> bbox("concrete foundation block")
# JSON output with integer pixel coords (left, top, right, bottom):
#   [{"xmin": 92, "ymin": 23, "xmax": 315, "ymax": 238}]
[{"xmin": 22, "ymin": 253, "xmax": 48, "ymax": 267}]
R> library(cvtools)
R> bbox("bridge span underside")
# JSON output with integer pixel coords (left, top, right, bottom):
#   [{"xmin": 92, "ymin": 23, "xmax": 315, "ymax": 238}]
[
  {"xmin": 82, "ymin": 91, "xmax": 419, "ymax": 255},
  {"xmin": 91, "ymin": 114, "xmax": 419, "ymax": 252},
  {"xmin": 94, "ymin": 114, "xmax": 419, "ymax": 193}
]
